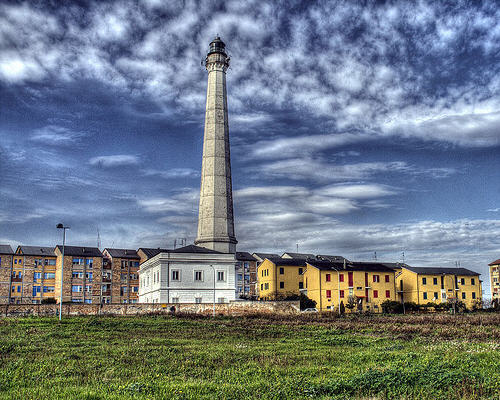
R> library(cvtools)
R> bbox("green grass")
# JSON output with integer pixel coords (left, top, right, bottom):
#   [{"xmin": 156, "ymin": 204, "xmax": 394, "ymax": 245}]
[{"xmin": 0, "ymin": 313, "xmax": 499, "ymax": 399}]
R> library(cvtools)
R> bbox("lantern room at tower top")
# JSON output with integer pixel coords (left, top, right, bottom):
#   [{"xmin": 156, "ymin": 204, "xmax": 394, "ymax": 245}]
[{"xmin": 207, "ymin": 36, "xmax": 227, "ymax": 56}]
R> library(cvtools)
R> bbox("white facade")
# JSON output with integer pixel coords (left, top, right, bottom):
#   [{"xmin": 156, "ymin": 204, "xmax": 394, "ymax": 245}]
[{"xmin": 139, "ymin": 251, "xmax": 237, "ymax": 304}]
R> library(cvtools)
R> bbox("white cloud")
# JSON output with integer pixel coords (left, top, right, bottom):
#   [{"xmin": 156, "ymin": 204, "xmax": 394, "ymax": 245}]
[
  {"xmin": 316, "ymin": 184, "xmax": 397, "ymax": 199},
  {"xmin": 143, "ymin": 168, "xmax": 199, "ymax": 179},
  {"xmin": 89, "ymin": 155, "xmax": 140, "ymax": 168},
  {"xmin": 30, "ymin": 125, "xmax": 86, "ymax": 145}
]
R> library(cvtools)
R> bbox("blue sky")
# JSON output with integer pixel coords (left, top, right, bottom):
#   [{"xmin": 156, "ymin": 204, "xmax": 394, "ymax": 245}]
[{"xmin": 1, "ymin": 1, "xmax": 499, "ymax": 297}]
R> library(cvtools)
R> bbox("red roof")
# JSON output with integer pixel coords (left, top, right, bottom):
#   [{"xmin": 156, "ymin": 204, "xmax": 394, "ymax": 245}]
[{"xmin": 489, "ymin": 259, "xmax": 500, "ymax": 266}]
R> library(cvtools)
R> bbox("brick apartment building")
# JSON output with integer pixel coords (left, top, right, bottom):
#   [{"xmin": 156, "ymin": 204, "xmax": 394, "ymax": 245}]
[
  {"xmin": 102, "ymin": 248, "xmax": 140, "ymax": 303},
  {"xmin": 235, "ymin": 252, "xmax": 258, "ymax": 298},
  {"xmin": 0, "ymin": 245, "xmax": 14, "ymax": 304},
  {"xmin": 54, "ymin": 245, "xmax": 103, "ymax": 304}
]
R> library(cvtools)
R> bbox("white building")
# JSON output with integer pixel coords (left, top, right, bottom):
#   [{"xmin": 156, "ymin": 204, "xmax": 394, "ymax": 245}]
[{"xmin": 139, "ymin": 245, "xmax": 236, "ymax": 304}]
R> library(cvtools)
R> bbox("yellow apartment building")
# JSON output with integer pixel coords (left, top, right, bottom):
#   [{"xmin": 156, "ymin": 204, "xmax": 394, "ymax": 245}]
[
  {"xmin": 488, "ymin": 259, "xmax": 500, "ymax": 301},
  {"xmin": 14, "ymin": 246, "xmax": 57, "ymax": 304},
  {"xmin": 258, "ymin": 257, "xmax": 307, "ymax": 300},
  {"xmin": 395, "ymin": 266, "xmax": 482, "ymax": 309},
  {"xmin": 0, "ymin": 245, "xmax": 14, "ymax": 304},
  {"xmin": 54, "ymin": 245, "xmax": 103, "ymax": 304},
  {"xmin": 304, "ymin": 260, "xmax": 396, "ymax": 312}
]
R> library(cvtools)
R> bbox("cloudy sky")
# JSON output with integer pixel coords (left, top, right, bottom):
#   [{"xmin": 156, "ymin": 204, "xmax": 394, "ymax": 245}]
[{"xmin": 1, "ymin": 1, "xmax": 499, "ymax": 296}]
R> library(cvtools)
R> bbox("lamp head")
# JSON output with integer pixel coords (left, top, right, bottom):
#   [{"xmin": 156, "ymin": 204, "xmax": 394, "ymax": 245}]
[{"xmin": 56, "ymin": 223, "xmax": 63, "ymax": 229}]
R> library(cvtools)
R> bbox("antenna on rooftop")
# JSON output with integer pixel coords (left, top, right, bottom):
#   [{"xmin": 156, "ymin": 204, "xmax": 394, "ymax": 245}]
[
  {"xmin": 373, "ymin": 251, "xmax": 377, "ymax": 260},
  {"xmin": 401, "ymin": 251, "xmax": 405, "ymax": 264}
]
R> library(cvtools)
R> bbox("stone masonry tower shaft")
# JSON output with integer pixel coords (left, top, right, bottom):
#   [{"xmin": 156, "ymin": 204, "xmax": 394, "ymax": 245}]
[{"xmin": 195, "ymin": 37, "xmax": 237, "ymax": 253}]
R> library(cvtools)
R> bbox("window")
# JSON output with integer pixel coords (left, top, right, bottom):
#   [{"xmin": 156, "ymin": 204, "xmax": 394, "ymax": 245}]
[
  {"xmin": 120, "ymin": 286, "xmax": 127, "ymax": 296},
  {"xmin": 85, "ymin": 285, "xmax": 91, "ymax": 293},
  {"xmin": 45, "ymin": 259, "xmax": 56, "ymax": 266},
  {"xmin": 326, "ymin": 274, "xmax": 331, "ymax": 282},
  {"xmin": 279, "ymin": 267, "xmax": 284, "ymax": 274},
  {"xmin": 433, "ymin": 277, "xmax": 438, "ymax": 285},
  {"xmin": 86, "ymin": 272, "xmax": 93, "ymax": 282},
  {"xmin": 385, "ymin": 290, "xmax": 390, "ymax": 298},
  {"xmin": 195, "ymin": 297, "xmax": 202, "ymax": 304},
  {"xmin": 460, "ymin": 278, "xmax": 465, "ymax": 285},
  {"xmin": 34, "ymin": 259, "xmax": 43, "ymax": 266},
  {"xmin": 72, "ymin": 272, "xmax": 83, "ymax": 279},
  {"xmin": 171, "ymin": 297, "xmax": 179, "ymax": 303},
  {"xmin": 172, "ymin": 270, "xmax": 180, "ymax": 281},
  {"xmin": 373, "ymin": 290, "xmax": 378, "ymax": 298},
  {"xmin": 72, "ymin": 299, "xmax": 83, "ymax": 303},
  {"xmin": 32, "ymin": 286, "xmax": 41, "ymax": 296},
  {"xmin": 72, "ymin": 258, "xmax": 84, "ymax": 266},
  {"xmin": 265, "ymin": 283, "xmax": 269, "ymax": 290},
  {"xmin": 462, "ymin": 292, "xmax": 466, "ymax": 299},
  {"xmin": 326, "ymin": 290, "xmax": 331, "ymax": 298},
  {"xmin": 471, "ymin": 278, "xmax": 475, "ymax": 285},
  {"xmin": 217, "ymin": 298, "xmax": 226, "ymax": 303},
  {"xmin": 423, "ymin": 292, "xmax": 427, "ymax": 300},
  {"xmin": 11, "ymin": 286, "xmax": 15, "ymax": 293},
  {"xmin": 373, "ymin": 275, "xmax": 379, "ymax": 283},
  {"xmin": 422, "ymin": 277, "xmax": 427, "ymax": 285},
  {"xmin": 84, "ymin": 299, "xmax": 92, "ymax": 304},
  {"xmin": 72, "ymin": 285, "xmax": 82, "ymax": 292},
  {"xmin": 339, "ymin": 274, "xmax": 344, "ymax": 282},
  {"xmin": 298, "ymin": 268, "xmax": 303, "ymax": 275},
  {"xmin": 86, "ymin": 259, "xmax": 93, "ymax": 268},
  {"xmin": 43, "ymin": 286, "xmax": 55, "ymax": 293},
  {"xmin": 132, "ymin": 286, "xmax": 138, "ymax": 293},
  {"xmin": 217, "ymin": 271, "xmax": 225, "ymax": 281},
  {"xmin": 280, "ymin": 281, "xmax": 284, "ymax": 289},
  {"xmin": 17, "ymin": 286, "xmax": 21, "ymax": 293},
  {"xmin": 121, "ymin": 273, "xmax": 127, "ymax": 280},
  {"xmin": 340, "ymin": 290, "xmax": 345, "ymax": 298},
  {"xmin": 14, "ymin": 259, "xmax": 17, "ymax": 265},
  {"xmin": 44, "ymin": 272, "xmax": 55, "ymax": 280},
  {"xmin": 18, "ymin": 271, "xmax": 22, "ymax": 278},
  {"xmin": 299, "ymin": 282, "xmax": 303, "ymax": 289},
  {"xmin": 472, "ymin": 292, "xmax": 476, "ymax": 299},
  {"xmin": 195, "ymin": 271, "xmax": 203, "ymax": 281},
  {"xmin": 260, "ymin": 283, "xmax": 263, "ymax": 290},
  {"xmin": 34, "ymin": 272, "xmax": 41, "ymax": 282},
  {"xmin": 434, "ymin": 292, "xmax": 438, "ymax": 300},
  {"xmin": 385, "ymin": 275, "xmax": 390, "ymax": 283}
]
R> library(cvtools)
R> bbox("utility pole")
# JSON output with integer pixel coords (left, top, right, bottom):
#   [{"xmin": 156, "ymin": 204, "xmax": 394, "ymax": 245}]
[{"xmin": 57, "ymin": 223, "xmax": 70, "ymax": 321}]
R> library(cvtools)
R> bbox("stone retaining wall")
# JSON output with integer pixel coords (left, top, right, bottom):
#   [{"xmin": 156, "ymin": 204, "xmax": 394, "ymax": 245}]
[{"xmin": 0, "ymin": 300, "xmax": 300, "ymax": 317}]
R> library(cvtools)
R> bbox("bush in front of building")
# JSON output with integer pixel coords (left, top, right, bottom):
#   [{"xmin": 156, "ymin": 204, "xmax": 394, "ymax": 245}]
[
  {"xmin": 299, "ymin": 293, "xmax": 316, "ymax": 310},
  {"xmin": 41, "ymin": 298, "xmax": 57, "ymax": 304}
]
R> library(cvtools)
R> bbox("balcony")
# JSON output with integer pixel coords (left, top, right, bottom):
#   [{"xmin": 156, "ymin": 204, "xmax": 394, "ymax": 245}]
[
  {"xmin": 102, "ymin": 290, "xmax": 111, "ymax": 296},
  {"xmin": 102, "ymin": 277, "xmax": 111, "ymax": 283}
]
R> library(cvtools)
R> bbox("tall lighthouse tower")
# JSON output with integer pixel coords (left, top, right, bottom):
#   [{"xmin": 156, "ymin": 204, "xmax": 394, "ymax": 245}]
[{"xmin": 194, "ymin": 37, "xmax": 237, "ymax": 254}]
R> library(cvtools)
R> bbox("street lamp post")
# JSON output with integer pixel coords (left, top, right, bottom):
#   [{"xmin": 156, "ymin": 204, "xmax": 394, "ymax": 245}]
[{"xmin": 57, "ymin": 223, "xmax": 70, "ymax": 321}]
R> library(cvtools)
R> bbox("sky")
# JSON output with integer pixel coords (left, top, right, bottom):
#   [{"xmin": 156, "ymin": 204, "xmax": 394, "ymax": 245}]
[{"xmin": 0, "ymin": 0, "xmax": 499, "ymax": 297}]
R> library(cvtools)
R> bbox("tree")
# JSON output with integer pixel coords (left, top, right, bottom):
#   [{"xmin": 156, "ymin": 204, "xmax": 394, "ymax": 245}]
[{"xmin": 345, "ymin": 295, "xmax": 357, "ymax": 312}]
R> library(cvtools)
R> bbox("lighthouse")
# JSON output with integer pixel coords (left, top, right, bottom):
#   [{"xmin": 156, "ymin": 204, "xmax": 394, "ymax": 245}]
[{"xmin": 194, "ymin": 37, "xmax": 238, "ymax": 254}]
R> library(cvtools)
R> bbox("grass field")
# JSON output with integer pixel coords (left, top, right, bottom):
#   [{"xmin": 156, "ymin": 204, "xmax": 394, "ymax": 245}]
[{"xmin": 0, "ymin": 313, "xmax": 499, "ymax": 399}]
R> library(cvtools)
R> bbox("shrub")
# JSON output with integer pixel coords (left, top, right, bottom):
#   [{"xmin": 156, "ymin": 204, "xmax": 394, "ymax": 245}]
[
  {"xmin": 381, "ymin": 300, "xmax": 403, "ymax": 314},
  {"xmin": 299, "ymin": 293, "xmax": 316, "ymax": 310},
  {"xmin": 41, "ymin": 298, "xmax": 57, "ymax": 304}
]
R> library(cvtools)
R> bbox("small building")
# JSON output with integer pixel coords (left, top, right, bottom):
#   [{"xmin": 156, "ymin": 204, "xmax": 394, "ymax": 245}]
[
  {"xmin": 395, "ymin": 266, "xmax": 482, "ymax": 309},
  {"xmin": 54, "ymin": 245, "xmax": 103, "ymax": 304},
  {"xmin": 0, "ymin": 245, "xmax": 14, "ymax": 304},
  {"xmin": 13, "ymin": 246, "xmax": 57, "ymax": 304},
  {"xmin": 137, "ymin": 248, "xmax": 170, "ymax": 264},
  {"xmin": 489, "ymin": 259, "xmax": 500, "ymax": 301},
  {"xmin": 235, "ymin": 252, "xmax": 257, "ymax": 298},
  {"xmin": 139, "ymin": 245, "xmax": 236, "ymax": 304},
  {"xmin": 281, "ymin": 252, "xmax": 315, "ymax": 260},
  {"xmin": 102, "ymin": 248, "xmax": 140, "ymax": 304},
  {"xmin": 258, "ymin": 257, "xmax": 307, "ymax": 300},
  {"xmin": 304, "ymin": 260, "xmax": 396, "ymax": 312}
]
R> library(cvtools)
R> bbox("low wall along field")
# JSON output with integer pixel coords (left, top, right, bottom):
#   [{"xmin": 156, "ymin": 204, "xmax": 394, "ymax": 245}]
[{"xmin": 0, "ymin": 300, "xmax": 300, "ymax": 317}]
